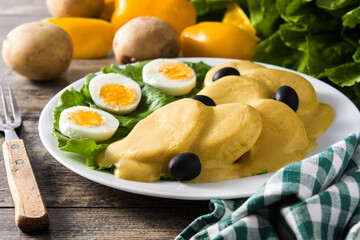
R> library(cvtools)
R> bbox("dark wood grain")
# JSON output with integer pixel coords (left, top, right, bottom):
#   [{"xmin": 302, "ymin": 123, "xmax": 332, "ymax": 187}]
[
  {"xmin": 0, "ymin": 207, "xmax": 207, "ymax": 239},
  {"xmin": 0, "ymin": 1, "xmax": 209, "ymax": 238}
]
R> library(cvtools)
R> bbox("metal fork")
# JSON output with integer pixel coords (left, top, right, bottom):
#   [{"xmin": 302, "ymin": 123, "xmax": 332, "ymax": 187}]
[{"xmin": 0, "ymin": 85, "xmax": 49, "ymax": 233}]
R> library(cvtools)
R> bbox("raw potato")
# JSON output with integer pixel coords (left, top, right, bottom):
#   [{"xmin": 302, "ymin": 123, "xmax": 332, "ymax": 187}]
[
  {"xmin": 46, "ymin": 0, "xmax": 104, "ymax": 18},
  {"xmin": 113, "ymin": 16, "xmax": 180, "ymax": 64},
  {"xmin": 2, "ymin": 22, "xmax": 73, "ymax": 81}
]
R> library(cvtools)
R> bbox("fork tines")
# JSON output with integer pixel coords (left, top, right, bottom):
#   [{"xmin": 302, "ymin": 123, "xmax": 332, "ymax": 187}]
[{"xmin": 0, "ymin": 85, "xmax": 21, "ymax": 129}]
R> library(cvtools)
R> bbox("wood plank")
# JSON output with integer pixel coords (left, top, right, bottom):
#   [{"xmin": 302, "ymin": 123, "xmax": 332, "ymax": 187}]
[
  {"xmin": 0, "ymin": 0, "xmax": 48, "ymax": 16},
  {"xmin": 0, "ymin": 206, "xmax": 209, "ymax": 239}
]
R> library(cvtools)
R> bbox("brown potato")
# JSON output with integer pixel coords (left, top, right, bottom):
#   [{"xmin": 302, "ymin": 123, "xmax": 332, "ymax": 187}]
[
  {"xmin": 2, "ymin": 22, "xmax": 73, "ymax": 81},
  {"xmin": 113, "ymin": 16, "xmax": 180, "ymax": 64},
  {"xmin": 46, "ymin": 0, "xmax": 104, "ymax": 18}
]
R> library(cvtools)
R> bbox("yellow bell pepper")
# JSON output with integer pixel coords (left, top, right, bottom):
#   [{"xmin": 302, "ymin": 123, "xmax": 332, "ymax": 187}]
[
  {"xmin": 111, "ymin": 0, "xmax": 196, "ymax": 35},
  {"xmin": 43, "ymin": 17, "xmax": 114, "ymax": 59},
  {"xmin": 222, "ymin": 2, "xmax": 257, "ymax": 37},
  {"xmin": 180, "ymin": 22, "xmax": 258, "ymax": 60}
]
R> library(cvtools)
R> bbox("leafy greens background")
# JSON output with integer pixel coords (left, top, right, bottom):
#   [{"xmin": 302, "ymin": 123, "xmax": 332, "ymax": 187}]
[{"xmin": 190, "ymin": 0, "xmax": 360, "ymax": 106}]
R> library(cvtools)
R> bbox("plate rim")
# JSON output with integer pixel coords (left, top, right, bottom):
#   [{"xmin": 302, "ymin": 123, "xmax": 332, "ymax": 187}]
[{"xmin": 38, "ymin": 57, "xmax": 360, "ymax": 200}]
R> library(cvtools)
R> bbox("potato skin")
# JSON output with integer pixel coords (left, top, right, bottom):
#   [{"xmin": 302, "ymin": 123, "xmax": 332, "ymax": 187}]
[
  {"xmin": 2, "ymin": 22, "xmax": 73, "ymax": 81},
  {"xmin": 46, "ymin": 0, "xmax": 104, "ymax": 18},
  {"xmin": 113, "ymin": 16, "xmax": 180, "ymax": 64}
]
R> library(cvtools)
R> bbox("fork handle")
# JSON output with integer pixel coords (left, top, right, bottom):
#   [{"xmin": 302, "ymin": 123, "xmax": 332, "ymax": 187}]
[{"xmin": 2, "ymin": 139, "xmax": 50, "ymax": 233}]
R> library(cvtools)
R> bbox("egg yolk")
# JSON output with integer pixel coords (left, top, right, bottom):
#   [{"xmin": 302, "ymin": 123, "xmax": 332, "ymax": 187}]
[
  {"xmin": 100, "ymin": 83, "xmax": 136, "ymax": 108},
  {"xmin": 158, "ymin": 62, "xmax": 194, "ymax": 81},
  {"xmin": 67, "ymin": 110, "xmax": 104, "ymax": 127}
]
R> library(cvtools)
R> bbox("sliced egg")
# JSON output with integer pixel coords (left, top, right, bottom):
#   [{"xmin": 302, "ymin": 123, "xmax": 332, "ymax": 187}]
[
  {"xmin": 59, "ymin": 106, "xmax": 119, "ymax": 142},
  {"xmin": 89, "ymin": 73, "xmax": 142, "ymax": 115},
  {"xmin": 142, "ymin": 59, "xmax": 196, "ymax": 96}
]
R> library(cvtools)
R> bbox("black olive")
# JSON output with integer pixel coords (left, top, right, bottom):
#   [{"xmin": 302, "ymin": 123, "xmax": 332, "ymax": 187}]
[
  {"xmin": 274, "ymin": 85, "xmax": 299, "ymax": 112},
  {"xmin": 168, "ymin": 153, "xmax": 201, "ymax": 181},
  {"xmin": 212, "ymin": 67, "xmax": 240, "ymax": 82},
  {"xmin": 191, "ymin": 95, "xmax": 216, "ymax": 106}
]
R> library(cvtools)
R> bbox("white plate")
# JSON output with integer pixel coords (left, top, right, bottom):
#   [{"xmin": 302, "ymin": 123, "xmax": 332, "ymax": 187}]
[{"xmin": 38, "ymin": 57, "xmax": 360, "ymax": 200}]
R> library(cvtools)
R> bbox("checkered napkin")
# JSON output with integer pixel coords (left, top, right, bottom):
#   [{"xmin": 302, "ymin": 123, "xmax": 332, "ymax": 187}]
[{"xmin": 176, "ymin": 133, "xmax": 360, "ymax": 240}]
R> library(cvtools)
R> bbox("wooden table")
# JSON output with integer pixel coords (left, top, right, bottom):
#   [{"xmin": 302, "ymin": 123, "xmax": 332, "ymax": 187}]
[{"xmin": 0, "ymin": 1, "xmax": 209, "ymax": 238}]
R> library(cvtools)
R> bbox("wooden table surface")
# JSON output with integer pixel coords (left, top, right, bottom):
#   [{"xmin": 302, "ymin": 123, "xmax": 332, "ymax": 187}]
[{"xmin": 0, "ymin": 1, "xmax": 209, "ymax": 239}]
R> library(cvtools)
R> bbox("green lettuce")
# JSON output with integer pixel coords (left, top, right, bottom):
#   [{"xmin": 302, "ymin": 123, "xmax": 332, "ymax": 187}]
[
  {"xmin": 342, "ymin": 6, "xmax": 360, "ymax": 28},
  {"xmin": 52, "ymin": 60, "xmax": 211, "ymax": 170},
  {"xmin": 306, "ymin": 33, "xmax": 355, "ymax": 77},
  {"xmin": 189, "ymin": 0, "xmax": 360, "ymax": 107},
  {"xmin": 248, "ymin": 0, "xmax": 282, "ymax": 38},
  {"xmin": 277, "ymin": 0, "xmax": 341, "ymax": 32},
  {"xmin": 322, "ymin": 62, "xmax": 360, "ymax": 87},
  {"xmin": 253, "ymin": 30, "xmax": 308, "ymax": 71},
  {"xmin": 190, "ymin": 0, "xmax": 248, "ymax": 16},
  {"xmin": 316, "ymin": 0, "xmax": 359, "ymax": 11},
  {"xmin": 251, "ymin": 0, "xmax": 360, "ymax": 106},
  {"xmin": 354, "ymin": 44, "xmax": 360, "ymax": 62}
]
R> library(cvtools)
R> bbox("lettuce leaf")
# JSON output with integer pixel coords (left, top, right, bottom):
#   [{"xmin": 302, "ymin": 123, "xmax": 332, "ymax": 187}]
[
  {"xmin": 354, "ymin": 44, "xmax": 360, "ymax": 62},
  {"xmin": 343, "ymin": 6, "xmax": 360, "ymax": 28},
  {"xmin": 189, "ymin": 0, "xmax": 248, "ymax": 16},
  {"xmin": 278, "ymin": 0, "xmax": 341, "ymax": 32},
  {"xmin": 253, "ymin": 30, "xmax": 308, "ymax": 72},
  {"xmin": 322, "ymin": 62, "xmax": 360, "ymax": 87},
  {"xmin": 279, "ymin": 23, "xmax": 307, "ymax": 52},
  {"xmin": 190, "ymin": 0, "xmax": 231, "ymax": 16},
  {"xmin": 248, "ymin": 0, "xmax": 360, "ymax": 106},
  {"xmin": 316, "ymin": 0, "xmax": 359, "ymax": 11},
  {"xmin": 341, "ymin": 26, "xmax": 360, "ymax": 48},
  {"xmin": 306, "ymin": 33, "xmax": 355, "ymax": 77},
  {"xmin": 52, "ymin": 60, "xmax": 211, "ymax": 170},
  {"xmin": 248, "ymin": 0, "xmax": 282, "ymax": 38}
]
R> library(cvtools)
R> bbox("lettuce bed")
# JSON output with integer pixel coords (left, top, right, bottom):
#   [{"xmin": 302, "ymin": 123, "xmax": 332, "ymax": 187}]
[{"xmin": 52, "ymin": 60, "xmax": 211, "ymax": 171}]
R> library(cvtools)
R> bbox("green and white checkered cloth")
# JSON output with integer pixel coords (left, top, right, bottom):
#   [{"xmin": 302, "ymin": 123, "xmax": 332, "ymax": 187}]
[{"xmin": 177, "ymin": 133, "xmax": 360, "ymax": 240}]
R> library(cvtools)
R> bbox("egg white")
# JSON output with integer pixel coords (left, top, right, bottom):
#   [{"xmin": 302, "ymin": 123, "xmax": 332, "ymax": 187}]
[
  {"xmin": 59, "ymin": 106, "xmax": 119, "ymax": 142},
  {"xmin": 89, "ymin": 73, "xmax": 142, "ymax": 115},
  {"xmin": 142, "ymin": 59, "xmax": 196, "ymax": 96}
]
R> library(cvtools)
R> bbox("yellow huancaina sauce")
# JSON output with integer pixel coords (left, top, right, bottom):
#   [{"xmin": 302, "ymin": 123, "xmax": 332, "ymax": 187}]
[{"xmin": 96, "ymin": 61, "xmax": 334, "ymax": 183}]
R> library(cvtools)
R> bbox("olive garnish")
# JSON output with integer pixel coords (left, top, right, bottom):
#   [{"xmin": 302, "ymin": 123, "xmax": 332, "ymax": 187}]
[
  {"xmin": 274, "ymin": 85, "xmax": 299, "ymax": 112},
  {"xmin": 168, "ymin": 153, "xmax": 201, "ymax": 181},
  {"xmin": 212, "ymin": 67, "xmax": 240, "ymax": 82},
  {"xmin": 191, "ymin": 95, "xmax": 216, "ymax": 106}
]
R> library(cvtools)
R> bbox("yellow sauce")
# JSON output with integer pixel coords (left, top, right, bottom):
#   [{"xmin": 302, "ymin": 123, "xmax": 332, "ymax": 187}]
[{"xmin": 96, "ymin": 61, "xmax": 334, "ymax": 183}]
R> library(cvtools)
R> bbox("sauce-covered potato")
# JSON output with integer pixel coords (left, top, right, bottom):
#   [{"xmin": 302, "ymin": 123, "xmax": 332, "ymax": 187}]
[{"xmin": 96, "ymin": 61, "xmax": 334, "ymax": 183}]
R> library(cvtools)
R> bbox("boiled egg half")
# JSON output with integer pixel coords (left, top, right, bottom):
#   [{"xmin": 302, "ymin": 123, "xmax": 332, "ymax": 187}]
[
  {"xmin": 142, "ymin": 59, "xmax": 196, "ymax": 96},
  {"xmin": 59, "ymin": 106, "xmax": 119, "ymax": 142},
  {"xmin": 89, "ymin": 73, "xmax": 142, "ymax": 115}
]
